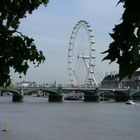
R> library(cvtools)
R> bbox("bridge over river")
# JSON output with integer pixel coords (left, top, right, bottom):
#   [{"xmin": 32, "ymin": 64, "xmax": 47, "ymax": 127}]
[{"xmin": 1, "ymin": 86, "xmax": 140, "ymax": 102}]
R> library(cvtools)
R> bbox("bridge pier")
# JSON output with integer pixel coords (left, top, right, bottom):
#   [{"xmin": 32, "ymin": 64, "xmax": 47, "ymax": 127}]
[
  {"xmin": 12, "ymin": 95, "xmax": 23, "ymax": 102},
  {"xmin": 48, "ymin": 95, "xmax": 63, "ymax": 102},
  {"xmin": 84, "ymin": 95, "xmax": 99, "ymax": 102},
  {"xmin": 1, "ymin": 91, "xmax": 3, "ymax": 96}
]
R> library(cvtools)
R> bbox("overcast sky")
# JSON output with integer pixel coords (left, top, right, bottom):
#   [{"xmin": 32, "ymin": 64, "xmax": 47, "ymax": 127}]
[{"xmin": 11, "ymin": 0, "xmax": 124, "ymax": 85}]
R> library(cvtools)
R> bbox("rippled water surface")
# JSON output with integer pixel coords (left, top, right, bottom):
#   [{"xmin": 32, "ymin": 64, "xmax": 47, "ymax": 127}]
[{"xmin": 0, "ymin": 96, "xmax": 140, "ymax": 140}]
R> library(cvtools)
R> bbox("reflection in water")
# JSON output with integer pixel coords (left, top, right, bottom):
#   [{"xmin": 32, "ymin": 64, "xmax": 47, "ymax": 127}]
[{"xmin": 0, "ymin": 96, "xmax": 140, "ymax": 140}]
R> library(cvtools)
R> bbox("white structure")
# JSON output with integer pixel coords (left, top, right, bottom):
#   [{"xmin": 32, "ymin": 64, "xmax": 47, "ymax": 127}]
[
  {"xmin": 68, "ymin": 20, "xmax": 98, "ymax": 87},
  {"xmin": 17, "ymin": 81, "xmax": 37, "ymax": 87}
]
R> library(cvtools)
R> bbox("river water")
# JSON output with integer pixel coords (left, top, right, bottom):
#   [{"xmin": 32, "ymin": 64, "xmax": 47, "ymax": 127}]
[{"xmin": 0, "ymin": 96, "xmax": 140, "ymax": 140}]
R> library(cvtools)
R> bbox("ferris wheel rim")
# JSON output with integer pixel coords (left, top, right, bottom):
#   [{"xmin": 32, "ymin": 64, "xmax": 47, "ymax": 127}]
[{"xmin": 68, "ymin": 20, "xmax": 97, "ymax": 87}]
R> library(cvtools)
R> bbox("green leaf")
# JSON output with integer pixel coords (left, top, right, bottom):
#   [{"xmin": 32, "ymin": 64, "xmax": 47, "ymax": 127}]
[{"xmin": 0, "ymin": 0, "xmax": 49, "ymax": 87}]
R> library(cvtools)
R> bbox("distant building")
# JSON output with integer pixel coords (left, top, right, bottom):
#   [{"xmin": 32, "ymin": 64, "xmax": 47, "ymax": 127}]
[
  {"xmin": 16, "ymin": 81, "xmax": 37, "ymax": 87},
  {"xmin": 101, "ymin": 71, "xmax": 140, "ymax": 89}
]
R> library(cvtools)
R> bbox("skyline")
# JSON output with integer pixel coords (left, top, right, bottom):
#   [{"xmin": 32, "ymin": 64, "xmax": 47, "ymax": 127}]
[{"xmin": 11, "ymin": 0, "xmax": 123, "ymax": 85}]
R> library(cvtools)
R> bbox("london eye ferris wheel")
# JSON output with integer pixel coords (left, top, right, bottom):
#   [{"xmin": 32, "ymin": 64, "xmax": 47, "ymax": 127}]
[{"xmin": 68, "ymin": 20, "xmax": 98, "ymax": 87}]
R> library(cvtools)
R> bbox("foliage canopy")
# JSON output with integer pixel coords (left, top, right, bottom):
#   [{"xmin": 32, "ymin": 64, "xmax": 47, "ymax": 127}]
[
  {"xmin": 1, "ymin": 0, "xmax": 140, "ymax": 86},
  {"xmin": 0, "ymin": 0, "xmax": 49, "ymax": 87},
  {"xmin": 103, "ymin": 0, "xmax": 140, "ymax": 80}
]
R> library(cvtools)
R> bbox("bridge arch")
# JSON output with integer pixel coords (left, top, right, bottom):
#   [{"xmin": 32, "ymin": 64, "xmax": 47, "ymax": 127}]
[
  {"xmin": 0, "ymin": 89, "xmax": 23, "ymax": 102},
  {"xmin": 113, "ymin": 90, "xmax": 129, "ymax": 101},
  {"xmin": 24, "ymin": 89, "xmax": 59, "ymax": 96},
  {"xmin": 130, "ymin": 91, "xmax": 140, "ymax": 100},
  {"xmin": 0, "ymin": 89, "xmax": 20, "ymax": 95}
]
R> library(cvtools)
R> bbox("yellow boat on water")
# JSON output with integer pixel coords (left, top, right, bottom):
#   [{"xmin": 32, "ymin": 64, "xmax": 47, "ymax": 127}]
[{"xmin": 2, "ymin": 121, "xmax": 9, "ymax": 132}]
